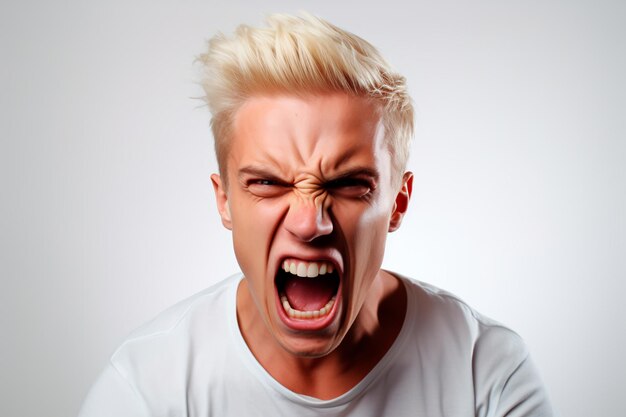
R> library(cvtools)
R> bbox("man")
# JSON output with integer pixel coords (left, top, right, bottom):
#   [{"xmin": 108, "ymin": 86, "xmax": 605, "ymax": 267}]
[{"xmin": 79, "ymin": 13, "xmax": 554, "ymax": 416}]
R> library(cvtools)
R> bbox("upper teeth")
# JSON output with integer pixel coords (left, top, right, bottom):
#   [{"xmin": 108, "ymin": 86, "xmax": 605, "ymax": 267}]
[{"xmin": 282, "ymin": 260, "xmax": 335, "ymax": 278}]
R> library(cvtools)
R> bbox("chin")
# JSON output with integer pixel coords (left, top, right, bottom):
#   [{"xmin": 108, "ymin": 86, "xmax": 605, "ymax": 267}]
[{"xmin": 275, "ymin": 329, "xmax": 343, "ymax": 359}]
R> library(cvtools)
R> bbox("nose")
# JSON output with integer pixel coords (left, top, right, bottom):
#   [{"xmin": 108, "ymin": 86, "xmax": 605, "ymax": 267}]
[{"xmin": 284, "ymin": 199, "xmax": 333, "ymax": 242}]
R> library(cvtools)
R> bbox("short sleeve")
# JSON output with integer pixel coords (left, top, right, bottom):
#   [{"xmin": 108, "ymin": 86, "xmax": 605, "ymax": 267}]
[
  {"xmin": 78, "ymin": 362, "xmax": 150, "ymax": 417},
  {"xmin": 494, "ymin": 354, "xmax": 556, "ymax": 417},
  {"xmin": 473, "ymin": 325, "xmax": 556, "ymax": 417}
]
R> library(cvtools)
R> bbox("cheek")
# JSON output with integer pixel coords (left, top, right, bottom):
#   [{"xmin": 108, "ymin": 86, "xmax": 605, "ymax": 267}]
[
  {"xmin": 229, "ymin": 206, "xmax": 262, "ymax": 273},
  {"xmin": 345, "ymin": 206, "xmax": 391, "ymax": 295},
  {"xmin": 353, "ymin": 222, "xmax": 387, "ymax": 273},
  {"xmin": 333, "ymin": 202, "xmax": 391, "ymax": 275},
  {"xmin": 230, "ymin": 200, "xmax": 287, "ymax": 272},
  {"xmin": 231, "ymin": 198, "xmax": 279, "ymax": 232},
  {"xmin": 335, "ymin": 199, "xmax": 392, "ymax": 240}
]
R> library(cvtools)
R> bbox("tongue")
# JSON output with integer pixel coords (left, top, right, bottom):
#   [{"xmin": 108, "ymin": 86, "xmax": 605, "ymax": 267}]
[{"xmin": 284, "ymin": 275, "xmax": 337, "ymax": 311}]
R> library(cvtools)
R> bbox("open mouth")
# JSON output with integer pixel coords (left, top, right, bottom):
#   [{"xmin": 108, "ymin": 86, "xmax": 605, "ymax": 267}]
[{"xmin": 275, "ymin": 259, "xmax": 340, "ymax": 322}]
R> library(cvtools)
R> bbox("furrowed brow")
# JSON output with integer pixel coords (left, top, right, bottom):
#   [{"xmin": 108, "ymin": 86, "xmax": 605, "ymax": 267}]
[
  {"xmin": 329, "ymin": 167, "xmax": 380, "ymax": 182},
  {"xmin": 237, "ymin": 166, "xmax": 379, "ymax": 183},
  {"xmin": 238, "ymin": 166, "xmax": 285, "ymax": 182}
]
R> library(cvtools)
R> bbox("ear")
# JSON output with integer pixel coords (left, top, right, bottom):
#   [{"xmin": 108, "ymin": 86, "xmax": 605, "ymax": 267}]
[
  {"xmin": 389, "ymin": 172, "xmax": 413, "ymax": 232},
  {"xmin": 211, "ymin": 173, "xmax": 232, "ymax": 230}
]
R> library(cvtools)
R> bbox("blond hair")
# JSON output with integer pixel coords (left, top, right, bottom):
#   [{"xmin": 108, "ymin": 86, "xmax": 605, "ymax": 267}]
[{"xmin": 198, "ymin": 13, "xmax": 414, "ymax": 182}]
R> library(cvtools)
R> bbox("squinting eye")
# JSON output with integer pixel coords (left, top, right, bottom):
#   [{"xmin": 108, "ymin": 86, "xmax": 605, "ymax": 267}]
[
  {"xmin": 247, "ymin": 179, "xmax": 289, "ymax": 197},
  {"xmin": 327, "ymin": 178, "xmax": 372, "ymax": 198},
  {"xmin": 254, "ymin": 179, "xmax": 275, "ymax": 186}
]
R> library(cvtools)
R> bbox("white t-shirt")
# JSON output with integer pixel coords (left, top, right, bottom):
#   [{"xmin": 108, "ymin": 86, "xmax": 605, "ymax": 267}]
[{"xmin": 78, "ymin": 273, "xmax": 554, "ymax": 416}]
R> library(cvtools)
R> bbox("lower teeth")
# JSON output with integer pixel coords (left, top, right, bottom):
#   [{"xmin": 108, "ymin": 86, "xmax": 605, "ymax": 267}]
[{"xmin": 280, "ymin": 295, "xmax": 336, "ymax": 319}]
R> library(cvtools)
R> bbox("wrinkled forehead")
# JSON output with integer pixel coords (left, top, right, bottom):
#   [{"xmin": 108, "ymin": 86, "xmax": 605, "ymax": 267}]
[
  {"xmin": 226, "ymin": 93, "xmax": 388, "ymax": 179},
  {"xmin": 232, "ymin": 93, "xmax": 383, "ymax": 138}
]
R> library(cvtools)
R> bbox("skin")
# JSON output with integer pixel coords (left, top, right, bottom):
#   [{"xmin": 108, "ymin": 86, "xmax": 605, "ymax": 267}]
[{"xmin": 211, "ymin": 92, "xmax": 413, "ymax": 399}]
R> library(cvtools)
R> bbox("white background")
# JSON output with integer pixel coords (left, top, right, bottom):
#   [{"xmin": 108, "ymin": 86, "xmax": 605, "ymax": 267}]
[{"xmin": 2, "ymin": 1, "xmax": 624, "ymax": 416}]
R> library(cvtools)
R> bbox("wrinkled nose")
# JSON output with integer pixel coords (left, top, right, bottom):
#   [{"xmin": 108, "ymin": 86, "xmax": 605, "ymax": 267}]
[{"xmin": 284, "ymin": 200, "xmax": 333, "ymax": 242}]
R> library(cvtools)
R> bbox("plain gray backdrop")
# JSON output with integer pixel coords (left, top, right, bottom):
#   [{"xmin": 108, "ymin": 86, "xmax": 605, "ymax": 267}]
[{"xmin": 2, "ymin": 1, "xmax": 625, "ymax": 416}]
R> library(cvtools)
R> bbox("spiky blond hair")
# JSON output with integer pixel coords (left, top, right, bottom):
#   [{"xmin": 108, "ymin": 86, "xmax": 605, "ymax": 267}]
[{"xmin": 198, "ymin": 13, "xmax": 414, "ymax": 183}]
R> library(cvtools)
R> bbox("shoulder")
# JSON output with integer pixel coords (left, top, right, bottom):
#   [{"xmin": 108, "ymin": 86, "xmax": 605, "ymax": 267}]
[
  {"xmin": 79, "ymin": 274, "xmax": 244, "ymax": 416},
  {"xmin": 404, "ymin": 274, "xmax": 522, "ymax": 332},
  {"xmin": 109, "ymin": 273, "xmax": 241, "ymax": 385},
  {"xmin": 395, "ymin": 273, "xmax": 529, "ymax": 378},
  {"xmin": 116, "ymin": 273, "xmax": 240, "ymax": 345},
  {"xmin": 396, "ymin": 274, "xmax": 554, "ymax": 415}
]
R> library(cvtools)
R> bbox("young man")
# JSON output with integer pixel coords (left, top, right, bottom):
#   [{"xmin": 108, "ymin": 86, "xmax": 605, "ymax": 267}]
[{"xmin": 79, "ymin": 14, "xmax": 554, "ymax": 416}]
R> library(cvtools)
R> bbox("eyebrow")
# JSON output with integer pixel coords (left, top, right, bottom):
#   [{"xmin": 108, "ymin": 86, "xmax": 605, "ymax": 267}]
[
  {"xmin": 328, "ymin": 167, "xmax": 380, "ymax": 182},
  {"xmin": 238, "ymin": 166, "xmax": 379, "ymax": 181},
  {"xmin": 238, "ymin": 166, "xmax": 286, "ymax": 183}
]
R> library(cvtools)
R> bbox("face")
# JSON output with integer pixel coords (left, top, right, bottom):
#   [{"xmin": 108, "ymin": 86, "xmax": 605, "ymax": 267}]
[{"xmin": 212, "ymin": 93, "xmax": 411, "ymax": 358}]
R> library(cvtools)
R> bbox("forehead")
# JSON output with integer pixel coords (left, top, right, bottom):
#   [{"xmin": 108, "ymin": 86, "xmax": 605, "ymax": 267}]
[{"xmin": 228, "ymin": 93, "xmax": 387, "ymax": 178}]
